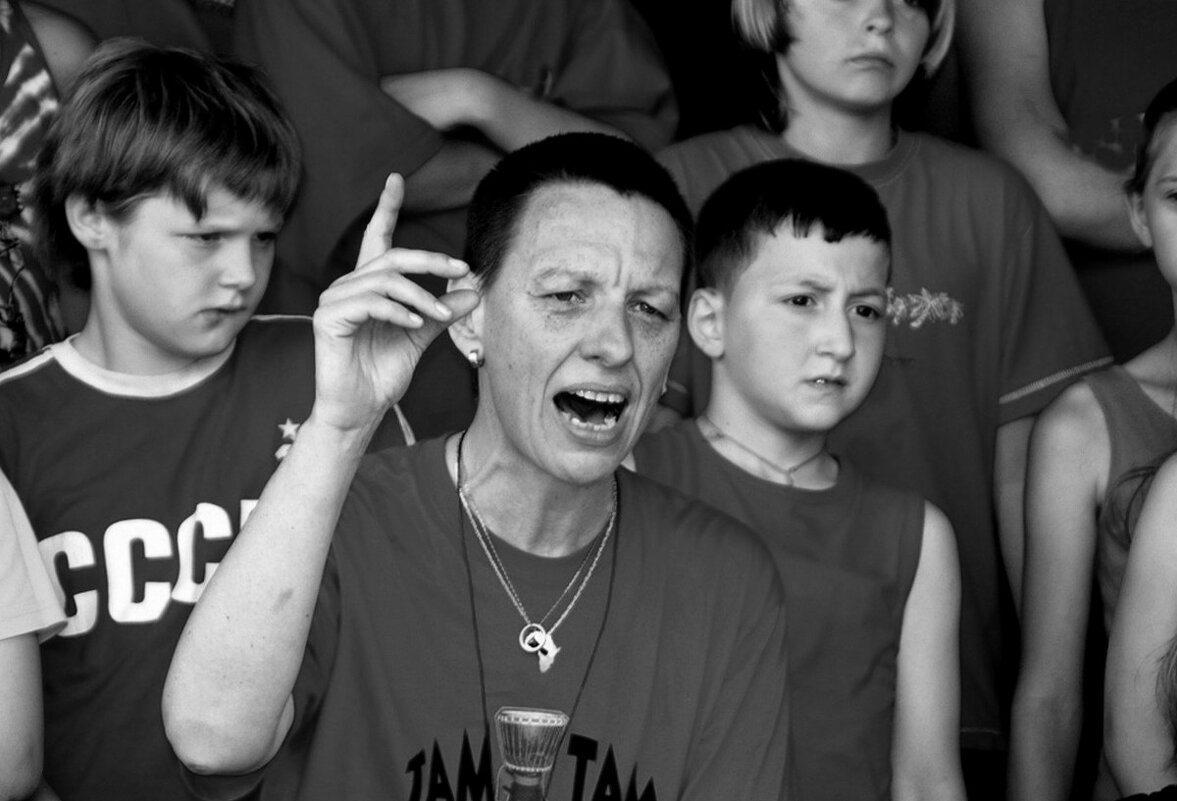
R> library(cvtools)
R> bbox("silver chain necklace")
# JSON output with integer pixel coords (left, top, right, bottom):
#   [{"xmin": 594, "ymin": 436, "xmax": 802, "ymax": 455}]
[
  {"xmin": 456, "ymin": 434, "xmax": 617, "ymax": 673},
  {"xmin": 697, "ymin": 414, "xmax": 826, "ymax": 487}
]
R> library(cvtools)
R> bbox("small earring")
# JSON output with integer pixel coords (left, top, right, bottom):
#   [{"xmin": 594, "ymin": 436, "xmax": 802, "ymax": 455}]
[
  {"xmin": 660, "ymin": 379, "xmax": 669, "ymax": 396},
  {"xmin": 466, "ymin": 349, "xmax": 484, "ymax": 369}
]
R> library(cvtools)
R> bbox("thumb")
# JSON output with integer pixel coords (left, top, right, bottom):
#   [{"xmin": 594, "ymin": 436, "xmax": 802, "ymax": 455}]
[{"xmin": 404, "ymin": 287, "xmax": 482, "ymax": 352}]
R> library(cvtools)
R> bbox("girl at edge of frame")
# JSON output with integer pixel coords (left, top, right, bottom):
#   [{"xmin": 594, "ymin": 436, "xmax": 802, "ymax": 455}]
[
  {"xmin": 1019, "ymin": 74, "xmax": 1177, "ymax": 801},
  {"xmin": 1103, "ymin": 76, "xmax": 1177, "ymax": 801}
]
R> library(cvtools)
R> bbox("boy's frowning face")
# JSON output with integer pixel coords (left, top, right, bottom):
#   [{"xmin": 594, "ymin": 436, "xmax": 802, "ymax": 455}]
[
  {"xmin": 702, "ymin": 226, "xmax": 888, "ymax": 439},
  {"xmin": 88, "ymin": 187, "xmax": 280, "ymax": 374}
]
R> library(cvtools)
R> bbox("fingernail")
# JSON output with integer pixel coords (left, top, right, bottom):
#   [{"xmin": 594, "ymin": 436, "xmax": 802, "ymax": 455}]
[
  {"xmin": 434, "ymin": 301, "xmax": 453, "ymax": 319},
  {"xmin": 407, "ymin": 312, "xmax": 423, "ymax": 326},
  {"xmin": 448, "ymin": 258, "xmax": 468, "ymax": 271}
]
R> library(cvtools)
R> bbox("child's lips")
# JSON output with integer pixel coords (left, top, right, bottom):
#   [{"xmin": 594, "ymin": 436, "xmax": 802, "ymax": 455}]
[
  {"xmin": 202, "ymin": 304, "xmax": 248, "ymax": 322},
  {"xmin": 848, "ymin": 53, "xmax": 894, "ymax": 69},
  {"xmin": 808, "ymin": 376, "xmax": 846, "ymax": 388}
]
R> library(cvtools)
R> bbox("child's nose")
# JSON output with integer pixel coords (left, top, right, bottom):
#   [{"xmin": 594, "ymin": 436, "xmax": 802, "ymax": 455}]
[
  {"xmin": 816, "ymin": 310, "xmax": 855, "ymax": 360},
  {"xmin": 864, "ymin": 0, "xmax": 896, "ymax": 34},
  {"xmin": 218, "ymin": 242, "xmax": 258, "ymax": 290}
]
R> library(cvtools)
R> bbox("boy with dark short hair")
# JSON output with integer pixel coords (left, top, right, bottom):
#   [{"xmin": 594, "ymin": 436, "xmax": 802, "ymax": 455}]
[
  {"xmin": 0, "ymin": 39, "xmax": 410, "ymax": 799},
  {"xmin": 634, "ymin": 159, "xmax": 965, "ymax": 801}
]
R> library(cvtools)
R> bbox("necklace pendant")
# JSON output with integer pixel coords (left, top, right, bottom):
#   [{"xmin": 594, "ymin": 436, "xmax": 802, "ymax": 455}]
[
  {"xmin": 520, "ymin": 622, "xmax": 548, "ymax": 653},
  {"xmin": 537, "ymin": 635, "xmax": 559, "ymax": 673},
  {"xmin": 520, "ymin": 623, "xmax": 560, "ymax": 672}
]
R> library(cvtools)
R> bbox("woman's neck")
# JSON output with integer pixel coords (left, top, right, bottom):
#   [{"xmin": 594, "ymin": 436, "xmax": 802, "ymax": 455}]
[{"xmin": 447, "ymin": 427, "xmax": 616, "ymax": 558}]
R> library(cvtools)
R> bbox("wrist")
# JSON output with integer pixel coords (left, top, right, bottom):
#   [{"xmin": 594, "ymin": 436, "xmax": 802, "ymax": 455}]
[{"xmin": 300, "ymin": 409, "xmax": 381, "ymax": 457}]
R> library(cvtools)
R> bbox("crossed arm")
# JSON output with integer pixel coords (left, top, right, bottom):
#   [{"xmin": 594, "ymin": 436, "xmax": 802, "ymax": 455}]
[
  {"xmin": 956, "ymin": 0, "xmax": 1141, "ymax": 251},
  {"xmin": 380, "ymin": 68, "xmax": 629, "ymax": 214}
]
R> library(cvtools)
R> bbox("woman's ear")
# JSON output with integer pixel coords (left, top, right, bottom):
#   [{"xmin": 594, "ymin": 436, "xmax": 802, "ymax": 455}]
[
  {"xmin": 688, "ymin": 287, "xmax": 726, "ymax": 359},
  {"xmin": 1127, "ymin": 191, "xmax": 1154, "ymax": 251},
  {"xmin": 64, "ymin": 194, "xmax": 113, "ymax": 250},
  {"xmin": 446, "ymin": 271, "xmax": 485, "ymax": 363}
]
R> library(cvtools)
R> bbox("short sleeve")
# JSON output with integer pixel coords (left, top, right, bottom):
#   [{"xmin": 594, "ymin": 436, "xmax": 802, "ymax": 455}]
[
  {"xmin": 0, "ymin": 468, "xmax": 64, "ymax": 642},
  {"xmin": 997, "ymin": 179, "xmax": 1112, "ymax": 423}
]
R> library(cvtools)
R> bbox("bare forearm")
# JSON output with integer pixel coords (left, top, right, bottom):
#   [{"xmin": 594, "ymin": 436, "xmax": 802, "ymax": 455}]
[
  {"xmin": 958, "ymin": 0, "xmax": 1139, "ymax": 252},
  {"xmin": 401, "ymin": 139, "xmax": 502, "ymax": 214},
  {"xmin": 163, "ymin": 416, "xmax": 375, "ymax": 775},
  {"xmin": 892, "ymin": 506, "xmax": 965, "ymax": 801},
  {"xmin": 1008, "ymin": 690, "xmax": 1082, "ymax": 801},
  {"xmin": 166, "ymin": 173, "xmax": 476, "ymax": 776},
  {"xmin": 470, "ymin": 76, "xmax": 628, "ymax": 151},
  {"xmin": 383, "ymin": 69, "xmax": 629, "ymax": 156},
  {"xmin": 0, "ymin": 635, "xmax": 44, "ymax": 801},
  {"xmin": 979, "ymin": 126, "xmax": 1139, "ymax": 250}
]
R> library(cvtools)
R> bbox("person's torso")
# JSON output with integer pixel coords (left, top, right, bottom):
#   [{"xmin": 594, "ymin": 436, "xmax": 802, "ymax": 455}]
[{"xmin": 0, "ymin": 318, "xmax": 318, "ymax": 799}]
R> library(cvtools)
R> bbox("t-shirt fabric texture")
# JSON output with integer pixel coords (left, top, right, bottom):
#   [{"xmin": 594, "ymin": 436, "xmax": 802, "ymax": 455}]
[
  {"xmin": 634, "ymin": 421, "xmax": 923, "ymax": 801},
  {"xmin": 0, "ymin": 316, "xmax": 411, "ymax": 801},
  {"xmin": 656, "ymin": 127, "xmax": 1112, "ymax": 747},
  {"xmin": 229, "ymin": 437, "xmax": 792, "ymax": 801}
]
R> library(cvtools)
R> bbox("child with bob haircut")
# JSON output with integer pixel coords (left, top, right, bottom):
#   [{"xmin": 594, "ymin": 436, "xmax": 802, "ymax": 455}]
[
  {"xmin": 0, "ymin": 39, "xmax": 411, "ymax": 799},
  {"xmin": 633, "ymin": 158, "xmax": 964, "ymax": 801},
  {"xmin": 655, "ymin": 0, "xmax": 1111, "ymax": 773}
]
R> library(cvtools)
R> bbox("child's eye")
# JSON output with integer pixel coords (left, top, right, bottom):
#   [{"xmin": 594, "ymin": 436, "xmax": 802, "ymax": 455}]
[
  {"xmin": 185, "ymin": 232, "xmax": 223, "ymax": 244},
  {"xmin": 785, "ymin": 295, "xmax": 815, "ymax": 308},
  {"xmin": 853, "ymin": 304, "xmax": 883, "ymax": 320},
  {"xmin": 254, "ymin": 231, "xmax": 278, "ymax": 245}
]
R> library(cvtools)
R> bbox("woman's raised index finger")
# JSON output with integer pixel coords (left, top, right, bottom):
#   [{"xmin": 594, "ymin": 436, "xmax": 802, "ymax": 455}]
[{"xmin": 356, "ymin": 173, "xmax": 405, "ymax": 269}]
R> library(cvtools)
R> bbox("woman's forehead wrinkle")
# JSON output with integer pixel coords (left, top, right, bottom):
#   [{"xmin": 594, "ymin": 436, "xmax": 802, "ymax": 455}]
[{"xmin": 527, "ymin": 240, "xmax": 620, "ymax": 284}]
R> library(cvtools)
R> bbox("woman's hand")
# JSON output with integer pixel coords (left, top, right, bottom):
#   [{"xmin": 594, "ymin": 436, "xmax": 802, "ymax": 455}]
[{"xmin": 310, "ymin": 174, "xmax": 480, "ymax": 432}]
